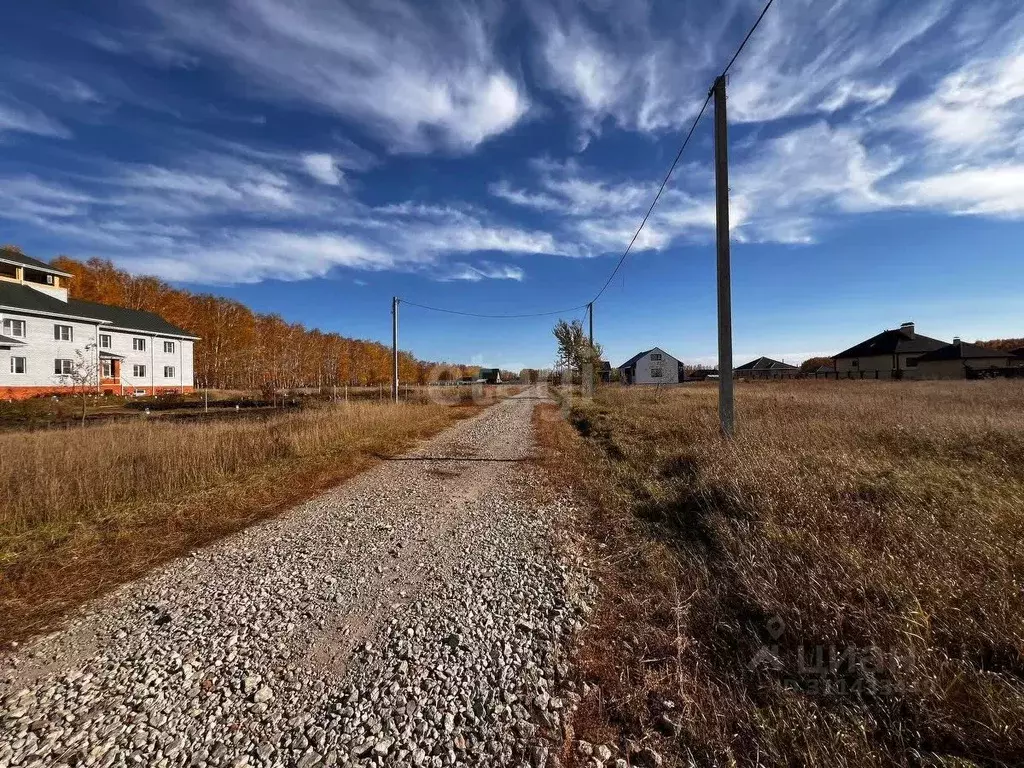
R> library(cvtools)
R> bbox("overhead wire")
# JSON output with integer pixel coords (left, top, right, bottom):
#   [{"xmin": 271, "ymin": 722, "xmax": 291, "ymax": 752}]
[
  {"xmin": 399, "ymin": 298, "xmax": 590, "ymax": 320},
  {"xmin": 399, "ymin": 0, "xmax": 777, "ymax": 319}
]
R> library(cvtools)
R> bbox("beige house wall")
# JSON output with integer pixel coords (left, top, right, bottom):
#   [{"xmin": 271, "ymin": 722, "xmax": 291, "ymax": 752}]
[{"xmin": 835, "ymin": 352, "xmax": 938, "ymax": 379}]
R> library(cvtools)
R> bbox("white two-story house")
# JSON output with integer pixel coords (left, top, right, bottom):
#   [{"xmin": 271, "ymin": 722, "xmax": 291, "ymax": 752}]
[{"xmin": 0, "ymin": 248, "xmax": 197, "ymax": 399}]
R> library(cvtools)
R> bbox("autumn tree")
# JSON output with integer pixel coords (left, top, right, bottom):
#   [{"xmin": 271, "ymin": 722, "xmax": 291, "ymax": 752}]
[
  {"xmin": 800, "ymin": 356, "xmax": 834, "ymax": 372},
  {"xmin": 553, "ymin": 319, "xmax": 603, "ymax": 373},
  {"xmin": 43, "ymin": 255, "xmax": 476, "ymax": 393}
]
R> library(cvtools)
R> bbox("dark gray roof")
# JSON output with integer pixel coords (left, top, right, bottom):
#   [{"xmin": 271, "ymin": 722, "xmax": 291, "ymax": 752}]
[
  {"xmin": 0, "ymin": 281, "xmax": 196, "ymax": 337},
  {"xmin": 735, "ymin": 356, "xmax": 798, "ymax": 371},
  {"xmin": 834, "ymin": 328, "xmax": 947, "ymax": 358},
  {"xmin": 0, "ymin": 247, "xmax": 71, "ymax": 276},
  {"xmin": 917, "ymin": 341, "xmax": 1013, "ymax": 362},
  {"xmin": 0, "ymin": 333, "xmax": 25, "ymax": 346},
  {"xmin": 617, "ymin": 347, "xmax": 681, "ymax": 369}
]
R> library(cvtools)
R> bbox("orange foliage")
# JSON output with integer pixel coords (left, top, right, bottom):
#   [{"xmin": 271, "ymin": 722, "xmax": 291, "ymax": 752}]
[
  {"xmin": 51, "ymin": 256, "xmax": 474, "ymax": 389},
  {"xmin": 976, "ymin": 338, "xmax": 1024, "ymax": 352}
]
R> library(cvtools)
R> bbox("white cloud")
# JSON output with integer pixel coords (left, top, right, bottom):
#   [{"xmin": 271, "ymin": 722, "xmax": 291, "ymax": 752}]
[
  {"xmin": 301, "ymin": 153, "xmax": 343, "ymax": 186},
  {"xmin": 0, "ymin": 102, "xmax": 71, "ymax": 138},
  {"xmin": 899, "ymin": 165, "xmax": 1024, "ymax": 218},
  {"xmin": 526, "ymin": 0, "xmax": 1008, "ymax": 138},
  {"xmin": 137, "ymin": 0, "xmax": 529, "ymax": 153},
  {"xmin": 908, "ymin": 48, "xmax": 1024, "ymax": 153},
  {"xmin": 132, "ymin": 231, "xmax": 399, "ymax": 284},
  {"xmin": 442, "ymin": 262, "xmax": 526, "ymax": 282}
]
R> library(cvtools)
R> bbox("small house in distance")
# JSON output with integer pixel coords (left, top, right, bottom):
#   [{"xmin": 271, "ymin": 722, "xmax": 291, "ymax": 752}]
[
  {"xmin": 478, "ymin": 368, "xmax": 501, "ymax": 384},
  {"xmin": 734, "ymin": 357, "xmax": 798, "ymax": 379},
  {"xmin": 915, "ymin": 339, "xmax": 1023, "ymax": 379},
  {"xmin": 618, "ymin": 347, "xmax": 684, "ymax": 384},
  {"xmin": 833, "ymin": 322, "xmax": 946, "ymax": 379}
]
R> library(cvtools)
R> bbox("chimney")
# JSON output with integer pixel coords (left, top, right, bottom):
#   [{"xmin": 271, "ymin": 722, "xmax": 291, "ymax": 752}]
[
  {"xmin": 953, "ymin": 336, "xmax": 961, "ymax": 345},
  {"xmin": 899, "ymin": 321, "xmax": 915, "ymax": 338}
]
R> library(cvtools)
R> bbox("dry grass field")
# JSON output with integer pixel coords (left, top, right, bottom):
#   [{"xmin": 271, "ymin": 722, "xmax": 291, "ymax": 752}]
[
  {"xmin": 0, "ymin": 398, "xmax": 485, "ymax": 641},
  {"xmin": 536, "ymin": 380, "xmax": 1024, "ymax": 767}
]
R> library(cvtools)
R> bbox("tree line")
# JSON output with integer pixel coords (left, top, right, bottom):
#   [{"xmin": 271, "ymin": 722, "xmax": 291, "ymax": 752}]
[{"xmin": 48, "ymin": 255, "xmax": 480, "ymax": 390}]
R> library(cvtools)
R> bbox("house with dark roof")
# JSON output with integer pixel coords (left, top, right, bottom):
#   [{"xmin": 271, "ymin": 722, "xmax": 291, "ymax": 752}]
[
  {"xmin": 915, "ymin": 338, "xmax": 1024, "ymax": 379},
  {"xmin": 734, "ymin": 356, "xmax": 799, "ymax": 379},
  {"xmin": 478, "ymin": 368, "xmax": 501, "ymax": 384},
  {"xmin": 618, "ymin": 347, "xmax": 685, "ymax": 384},
  {"xmin": 0, "ymin": 248, "xmax": 198, "ymax": 399},
  {"xmin": 832, "ymin": 322, "xmax": 947, "ymax": 379}
]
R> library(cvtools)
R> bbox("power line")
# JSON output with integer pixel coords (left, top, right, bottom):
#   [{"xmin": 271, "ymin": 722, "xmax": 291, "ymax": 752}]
[
  {"xmin": 400, "ymin": 0, "xmax": 777, "ymax": 319},
  {"xmin": 722, "ymin": 0, "xmax": 777, "ymax": 77},
  {"xmin": 399, "ymin": 298, "xmax": 590, "ymax": 319},
  {"xmin": 589, "ymin": 0, "xmax": 776, "ymax": 304},
  {"xmin": 589, "ymin": 89, "xmax": 713, "ymax": 305}
]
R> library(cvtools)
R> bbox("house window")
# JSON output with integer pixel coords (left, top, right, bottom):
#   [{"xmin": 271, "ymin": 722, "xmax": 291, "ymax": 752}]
[
  {"xmin": 851, "ymin": 359, "xmax": 859, "ymax": 368},
  {"xmin": 905, "ymin": 357, "xmax": 918, "ymax": 368},
  {"xmin": 650, "ymin": 368, "xmax": 663, "ymax": 378},
  {"xmin": 101, "ymin": 359, "xmax": 114, "ymax": 378},
  {"xmin": 54, "ymin": 358, "xmax": 74, "ymax": 375},
  {"xmin": 3, "ymin": 319, "xmax": 25, "ymax": 338},
  {"xmin": 54, "ymin": 324, "xmax": 73, "ymax": 341},
  {"xmin": 163, "ymin": 341, "xmax": 175, "ymax": 354},
  {"xmin": 99, "ymin": 334, "xmax": 112, "ymax": 348},
  {"xmin": 133, "ymin": 364, "xmax": 147, "ymax": 378},
  {"xmin": 163, "ymin": 366, "xmax": 175, "ymax": 378},
  {"xmin": 10, "ymin": 356, "xmax": 25, "ymax": 374},
  {"xmin": 650, "ymin": 353, "xmax": 663, "ymax": 361},
  {"xmin": 133, "ymin": 338, "xmax": 146, "ymax": 351}
]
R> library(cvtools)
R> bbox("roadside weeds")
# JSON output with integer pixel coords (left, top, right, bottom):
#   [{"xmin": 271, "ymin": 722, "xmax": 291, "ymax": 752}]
[{"xmin": 0, "ymin": 400, "xmax": 484, "ymax": 643}]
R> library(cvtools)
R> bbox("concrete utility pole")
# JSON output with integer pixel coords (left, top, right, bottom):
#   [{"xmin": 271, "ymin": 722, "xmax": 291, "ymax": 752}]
[
  {"xmin": 588, "ymin": 302, "xmax": 594, "ymax": 351},
  {"xmin": 391, "ymin": 297, "xmax": 399, "ymax": 403},
  {"xmin": 713, "ymin": 76, "xmax": 735, "ymax": 437}
]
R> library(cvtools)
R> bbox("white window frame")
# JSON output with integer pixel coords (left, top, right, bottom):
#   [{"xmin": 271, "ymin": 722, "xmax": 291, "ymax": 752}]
[
  {"xmin": 99, "ymin": 333, "xmax": 112, "ymax": 348},
  {"xmin": 133, "ymin": 337, "xmax": 146, "ymax": 352},
  {"xmin": 163, "ymin": 341, "xmax": 175, "ymax": 354},
  {"xmin": 3, "ymin": 318, "xmax": 26, "ymax": 338},
  {"xmin": 54, "ymin": 324, "xmax": 73, "ymax": 342},
  {"xmin": 163, "ymin": 365, "xmax": 176, "ymax": 378},
  {"xmin": 54, "ymin": 358, "xmax": 74, "ymax": 375},
  {"xmin": 10, "ymin": 356, "xmax": 26, "ymax": 374},
  {"xmin": 101, "ymin": 359, "xmax": 114, "ymax": 378},
  {"xmin": 133, "ymin": 364, "xmax": 147, "ymax": 378}
]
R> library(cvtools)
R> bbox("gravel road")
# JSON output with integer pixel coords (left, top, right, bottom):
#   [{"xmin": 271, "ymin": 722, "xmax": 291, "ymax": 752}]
[{"xmin": 0, "ymin": 388, "xmax": 593, "ymax": 768}]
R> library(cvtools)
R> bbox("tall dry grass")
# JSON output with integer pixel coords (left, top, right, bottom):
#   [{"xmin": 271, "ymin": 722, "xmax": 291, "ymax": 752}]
[
  {"xmin": 0, "ymin": 400, "xmax": 472, "ymax": 640},
  {"xmin": 538, "ymin": 380, "xmax": 1024, "ymax": 767}
]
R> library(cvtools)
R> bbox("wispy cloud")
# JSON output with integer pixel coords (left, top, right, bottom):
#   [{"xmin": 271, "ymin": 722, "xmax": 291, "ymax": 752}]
[
  {"xmin": 441, "ymin": 262, "xmax": 526, "ymax": 282},
  {"xmin": 301, "ymin": 153, "xmax": 343, "ymax": 186},
  {"xmin": 133, "ymin": 0, "xmax": 529, "ymax": 153},
  {"xmin": 0, "ymin": 102, "xmax": 71, "ymax": 138}
]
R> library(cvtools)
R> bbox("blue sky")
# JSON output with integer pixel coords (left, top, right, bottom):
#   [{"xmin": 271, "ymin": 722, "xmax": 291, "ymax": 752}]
[{"xmin": 1, "ymin": 0, "xmax": 1022, "ymax": 370}]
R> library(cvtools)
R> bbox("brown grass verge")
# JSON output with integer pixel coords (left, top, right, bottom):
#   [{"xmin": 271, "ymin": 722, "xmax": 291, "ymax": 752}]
[
  {"xmin": 1, "ymin": 400, "xmax": 483, "ymax": 643},
  {"xmin": 535, "ymin": 381, "xmax": 1024, "ymax": 768}
]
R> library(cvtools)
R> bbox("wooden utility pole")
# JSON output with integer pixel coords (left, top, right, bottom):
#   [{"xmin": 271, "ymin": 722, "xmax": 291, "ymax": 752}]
[
  {"xmin": 713, "ymin": 76, "xmax": 735, "ymax": 436},
  {"xmin": 391, "ymin": 297, "xmax": 399, "ymax": 403}
]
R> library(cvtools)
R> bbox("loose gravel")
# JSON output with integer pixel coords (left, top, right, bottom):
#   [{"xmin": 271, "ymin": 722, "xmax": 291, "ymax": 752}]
[{"xmin": 0, "ymin": 389, "xmax": 595, "ymax": 768}]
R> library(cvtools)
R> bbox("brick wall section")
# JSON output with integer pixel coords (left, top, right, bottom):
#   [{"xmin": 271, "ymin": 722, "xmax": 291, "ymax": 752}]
[{"xmin": 1, "ymin": 385, "xmax": 194, "ymax": 400}]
